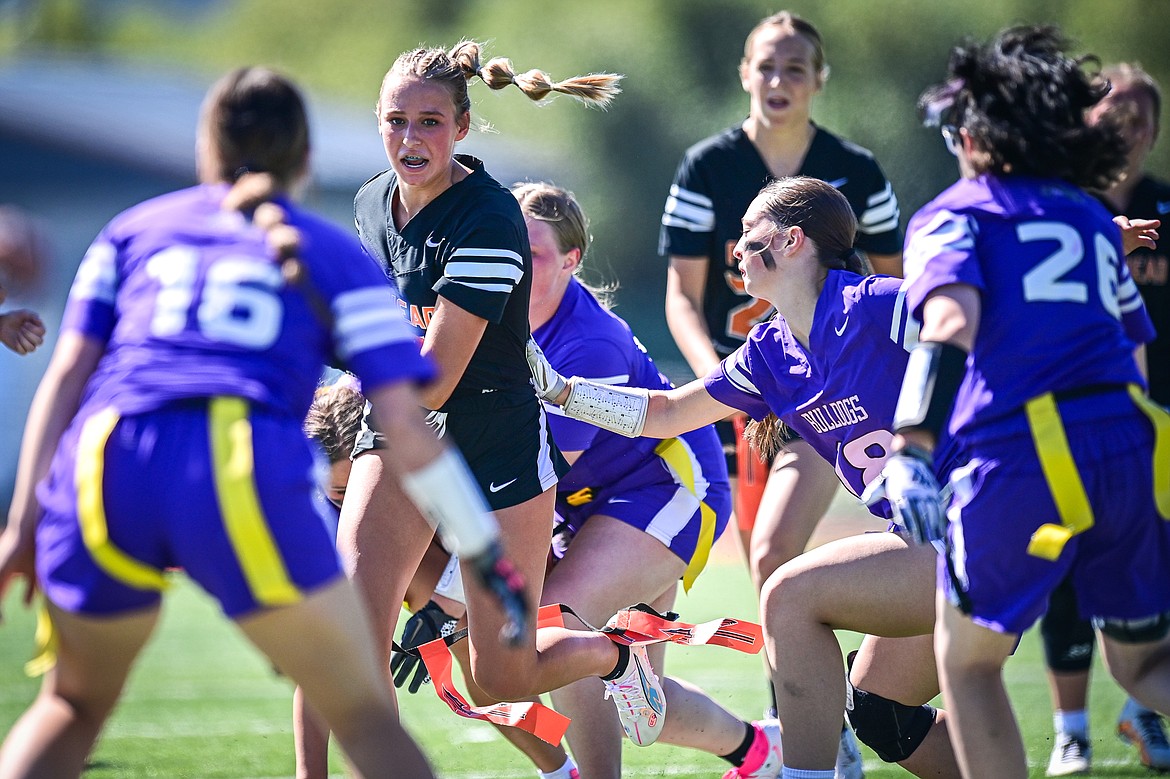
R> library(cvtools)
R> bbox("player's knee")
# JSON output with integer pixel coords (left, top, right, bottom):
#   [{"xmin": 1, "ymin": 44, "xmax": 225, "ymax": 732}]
[
  {"xmin": 1039, "ymin": 584, "xmax": 1096, "ymax": 672},
  {"xmin": 845, "ymin": 678, "xmax": 936, "ymax": 763},
  {"xmin": 469, "ymin": 663, "xmax": 533, "ymax": 701}
]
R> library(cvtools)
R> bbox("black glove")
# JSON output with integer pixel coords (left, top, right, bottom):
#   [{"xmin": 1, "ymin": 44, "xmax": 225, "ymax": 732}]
[
  {"xmin": 467, "ymin": 541, "xmax": 530, "ymax": 647},
  {"xmin": 390, "ymin": 600, "xmax": 459, "ymax": 693}
]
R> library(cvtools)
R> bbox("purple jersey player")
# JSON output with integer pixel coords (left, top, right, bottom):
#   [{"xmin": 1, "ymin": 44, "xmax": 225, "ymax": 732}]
[
  {"xmin": 515, "ymin": 182, "xmax": 793, "ymax": 776},
  {"xmin": 0, "ymin": 68, "xmax": 522, "ymax": 779},
  {"xmin": 529, "ymin": 176, "xmax": 974, "ymax": 776},
  {"xmin": 874, "ymin": 26, "xmax": 1170, "ymax": 779}
]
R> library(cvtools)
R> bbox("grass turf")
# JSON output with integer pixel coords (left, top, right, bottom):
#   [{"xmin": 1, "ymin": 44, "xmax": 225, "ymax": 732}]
[{"xmin": 0, "ymin": 548, "xmax": 1156, "ymax": 777}]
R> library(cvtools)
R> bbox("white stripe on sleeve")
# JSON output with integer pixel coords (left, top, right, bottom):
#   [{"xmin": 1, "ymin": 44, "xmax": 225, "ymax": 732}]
[
  {"xmin": 333, "ymin": 287, "xmax": 418, "ymax": 358},
  {"xmin": 71, "ymin": 242, "xmax": 117, "ymax": 303}
]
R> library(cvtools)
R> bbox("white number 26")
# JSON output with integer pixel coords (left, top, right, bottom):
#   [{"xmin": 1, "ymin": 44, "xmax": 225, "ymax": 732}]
[{"xmin": 1019, "ymin": 221, "xmax": 1121, "ymax": 319}]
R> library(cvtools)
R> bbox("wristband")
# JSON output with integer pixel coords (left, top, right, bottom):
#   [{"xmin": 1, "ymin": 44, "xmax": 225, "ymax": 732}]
[
  {"xmin": 893, "ymin": 341, "xmax": 968, "ymax": 439},
  {"xmin": 562, "ymin": 380, "xmax": 649, "ymax": 438}
]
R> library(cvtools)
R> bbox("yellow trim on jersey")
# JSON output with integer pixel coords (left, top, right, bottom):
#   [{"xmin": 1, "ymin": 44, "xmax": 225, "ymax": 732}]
[
  {"xmin": 654, "ymin": 438, "xmax": 717, "ymax": 592},
  {"xmin": 1024, "ymin": 393, "xmax": 1094, "ymax": 561},
  {"xmin": 1127, "ymin": 385, "xmax": 1170, "ymax": 519},
  {"xmin": 208, "ymin": 397, "xmax": 301, "ymax": 607},
  {"xmin": 76, "ymin": 407, "xmax": 171, "ymax": 591},
  {"xmin": 23, "ymin": 600, "xmax": 58, "ymax": 677}
]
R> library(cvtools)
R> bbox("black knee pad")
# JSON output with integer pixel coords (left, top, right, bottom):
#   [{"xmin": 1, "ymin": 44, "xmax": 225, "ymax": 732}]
[
  {"xmin": 1040, "ymin": 577, "xmax": 1096, "ymax": 672},
  {"xmin": 845, "ymin": 676, "xmax": 936, "ymax": 763},
  {"xmin": 1094, "ymin": 611, "xmax": 1170, "ymax": 643}
]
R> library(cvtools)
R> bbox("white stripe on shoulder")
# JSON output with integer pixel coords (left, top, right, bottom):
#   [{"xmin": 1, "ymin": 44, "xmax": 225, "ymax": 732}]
[
  {"xmin": 332, "ymin": 287, "xmax": 418, "ymax": 358},
  {"xmin": 71, "ymin": 242, "xmax": 117, "ymax": 303},
  {"xmin": 662, "ymin": 187, "xmax": 715, "ymax": 233},
  {"xmin": 449, "ymin": 247, "xmax": 523, "ymax": 265},
  {"xmin": 444, "ymin": 259, "xmax": 523, "ymax": 283},
  {"xmin": 722, "ymin": 352, "xmax": 761, "ymax": 396},
  {"xmin": 669, "ymin": 184, "xmax": 713, "ymax": 209}
]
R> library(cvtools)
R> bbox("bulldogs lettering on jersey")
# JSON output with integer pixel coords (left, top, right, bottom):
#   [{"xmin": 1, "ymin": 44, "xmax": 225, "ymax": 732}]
[{"xmin": 704, "ymin": 271, "xmax": 917, "ymax": 506}]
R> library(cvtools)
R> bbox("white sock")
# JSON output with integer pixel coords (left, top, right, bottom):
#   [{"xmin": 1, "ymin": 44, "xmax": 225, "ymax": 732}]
[
  {"xmin": 1054, "ymin": 709, "xmax": 1089, "ymax": 740},
  {"xmin": 538, "ymin": 755, "xmax": 578, "ymax": 779},
  {"xmin": 781, "ymin": 768, "xmax": 834, "ymax": 779}
]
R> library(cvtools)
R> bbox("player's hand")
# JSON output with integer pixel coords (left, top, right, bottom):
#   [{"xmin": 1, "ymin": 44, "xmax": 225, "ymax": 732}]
[
  {"xmin": 862, "ymin": 447, "xmax": 946, "ymax": 545},
  {"xmin": 467, "ymin": 541, "xmax": 530, "ymax": 647},
  {"xmin": 0, "ymin": 310, "xmax": 46, "ymax": 355},
  {"xmin": 1114, "ymin": 215, "xmax": 1160, "ymax": 255},
  {"xmin": 525, "ymin": 337, "xmax": 569, "ymax": 404},
  {"xmin": 390, "ymin": 600, "xmax": 459, "ymax": 693},
  {"xmin": 0, "ymin": 527, "xmax": 38, "ymax": 624}
]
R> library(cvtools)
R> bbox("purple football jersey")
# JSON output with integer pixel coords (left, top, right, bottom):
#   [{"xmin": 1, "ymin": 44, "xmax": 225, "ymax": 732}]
[
  {"xmin": 534, "ymin": 279, "xmax": 726, "ymax": 494},
  {"xmin": 704, "ymin": 271, "xmax": 917, "ymax": 501},
  {"xmin": 62, "ymin": 184, "xmax": 432, "ymax": 422},
  {"xmin": 903, "ymin": 175, "xmax": 1155, "ymax": 440}
]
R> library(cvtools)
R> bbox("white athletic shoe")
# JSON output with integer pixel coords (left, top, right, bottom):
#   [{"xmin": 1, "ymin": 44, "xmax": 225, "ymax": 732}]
[
  {"xmin": 603, "ymin": 644, "xmax": 665, "ymax": 746},
  {"xmin": 835, "ymin": 723, "xmax": 865, "ymax": 779},
  {"xmin": 1046, "ymin": 734, "xmax": 1091, "ymax": 776},
  {"xmin": 1118, "ymin": 709, "xmax": 1170, "ymax": 771}
]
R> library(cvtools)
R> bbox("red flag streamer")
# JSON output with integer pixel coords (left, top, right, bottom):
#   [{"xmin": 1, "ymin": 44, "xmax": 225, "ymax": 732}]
[
  {"xmin": 416, "ymin": 637, "xmax": 571, "ymax": 746},
  {"xmin": 605, "ymin": 608, "xmax": 763, "ymax": 654},
  {"xmin": 538, "ymin": 603, "xmax": 763, "ymax": 654}
]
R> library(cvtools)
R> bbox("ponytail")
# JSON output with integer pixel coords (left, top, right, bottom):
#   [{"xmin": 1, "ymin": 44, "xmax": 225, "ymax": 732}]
[
  {"xmin": 744, "ymin": 413, "xmax": 790, "ymax": 461},
  {"xmin": 382, "ymin": 40, "xmax": 622, "ymax": 117}
]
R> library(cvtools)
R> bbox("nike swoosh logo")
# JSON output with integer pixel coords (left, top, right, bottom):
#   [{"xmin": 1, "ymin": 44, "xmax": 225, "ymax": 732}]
[
  {"xmin": 608, "ymin": 498, "xmax": 632, "ymax": 504},
  {"xmin": 834, "ymin": 317, "xmax": 849, "ymax": 336},
  {"xmin": 1158, "ymin": 201, "xmax": 1170, "ymax": 215},
  {"xmin": 489, "ymin": 478, "xmax": 518, "ymax": 493},
  {"xmin": 827, "ymin": 177, "xmax": 849, "ymax": 189},
  {"xmin": 425, "ymin": 234, "xmax": 442, "ymax": 248}
]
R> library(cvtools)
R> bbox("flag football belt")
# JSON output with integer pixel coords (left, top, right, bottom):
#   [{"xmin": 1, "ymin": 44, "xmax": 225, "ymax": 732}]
[
  {"xmin": 1025, "ymin": 383, "xmax": 1170, "ymax": 561},
  {"xmin": 394, "ymin": 602, "xmax": 763, "ymax": 745}
]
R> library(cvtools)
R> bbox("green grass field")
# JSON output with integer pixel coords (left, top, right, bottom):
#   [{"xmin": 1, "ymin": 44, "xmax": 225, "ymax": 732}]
[{"xmin": 0, "ymin": 544, "xmax": 1157, "ymax": 778}]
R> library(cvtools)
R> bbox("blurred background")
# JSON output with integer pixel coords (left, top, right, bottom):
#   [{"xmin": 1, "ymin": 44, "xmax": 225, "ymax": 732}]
[{"xmin": 1, "ymin": 0, "xmax": 1168, "ymax": 506}]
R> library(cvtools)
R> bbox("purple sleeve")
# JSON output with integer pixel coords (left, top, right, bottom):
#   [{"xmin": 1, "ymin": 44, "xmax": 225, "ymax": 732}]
[
  {"xmin": 325, "ymin": 245, "xmax": 435, "ymax": 392},
  {"xmin": 547, "ymin": 340, "xmax": 632, "ymax": 453},
  {"xmin": 61, "ymin": 237, "xmax": 119, "ymax": 342},
  {"xmin": 903, "ymin": 207, "xmax": 982, "ymax": 320},
  {"xmin": 703, "ymin": 342, "xmax": 772, "ymax": 420},
  {"xmin": 1118, "ymin": 257, "xmax": 1157, "ymax": 345}
]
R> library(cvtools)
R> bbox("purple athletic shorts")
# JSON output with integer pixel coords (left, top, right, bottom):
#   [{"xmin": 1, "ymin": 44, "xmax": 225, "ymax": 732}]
[
  {"xmin": 556, "ymin": 441, "xmax": 731, "ymax": 565},
  {"xmin": 36, "ymin": 399, "xmax": 343, "ymax": 618},
  {"xmin": 940, "ymin": 392, "xmax": 1170, "ymax": 635}
]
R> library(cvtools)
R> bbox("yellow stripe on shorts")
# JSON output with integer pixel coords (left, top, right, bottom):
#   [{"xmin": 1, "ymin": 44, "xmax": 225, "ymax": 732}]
[
  {"xmin": 1127, "ymin": 384, "xmax": 1170, "ymax": 519},
  {"xmin": 208, "ymin": 397, "xmax": 301, "ymax": 607},
  {"xmin": 76, "ymin": 407, "xmax": 171, "ymax": 591},
  {"xmin": 23, "ymin": 600, "xmax": 58, "ymax": 677},
  {"xmin": 1024, "ymin": 393, "xmax": 1094, "ymax": 561},
  {"xmin": 654, "ymin": 437, "xmax": 717, "ymax": 593}
]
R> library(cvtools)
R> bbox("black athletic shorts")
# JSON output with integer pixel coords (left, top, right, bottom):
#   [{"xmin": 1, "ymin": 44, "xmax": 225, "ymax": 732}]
[{"xmin": 354, "ymin": 389, "xmax": 569, "ymax": 511}]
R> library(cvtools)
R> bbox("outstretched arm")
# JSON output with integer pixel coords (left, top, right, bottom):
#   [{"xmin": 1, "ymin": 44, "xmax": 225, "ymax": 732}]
[
  {"xmin": 527, "ymin": 337, "xmax": 735, "ymax": 439},
  {"xmin": 0, "ymin": 331, "xmax": 103, "ymax": 617}
]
